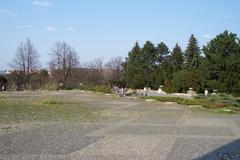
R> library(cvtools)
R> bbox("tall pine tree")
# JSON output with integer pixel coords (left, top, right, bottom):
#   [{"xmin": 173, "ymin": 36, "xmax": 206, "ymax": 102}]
[
  {"xmin": 123, "ymin": 42, "xmax": 145, "ymax": 88},
  {"xmin": 170, "ymin": 43, "xmax": 184, "ymax": 71},
  {"xmin": 141, "ymin": 41, "xmax": 157, "ymax": 87},
  {"xmin": 156, "ymin": 42, "xmax": 170, "ymax": 64},
  {"xmin": 185, "ymin": 34, "xmax": 201, "ymax": 69},
  {"xmin": 155, "ymin": 42, "xmax": 172, "ymax": 89}
]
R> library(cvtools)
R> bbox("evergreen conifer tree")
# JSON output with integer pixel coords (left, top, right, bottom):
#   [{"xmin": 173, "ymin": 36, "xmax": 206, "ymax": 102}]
[
  {"xmin": 203, "ymin": 31, "xmax": 240, "ymax": 94},
  {"xmin": 185, "ymin": 34, "xmax": 201, "ymax": 69},
  {"xmin": 170, "ymin": 43, "xmax": 184, "ymax": 71},
  {"xmin": 123, "ymin": 42, "xmax": 145, "ymax": 88}
]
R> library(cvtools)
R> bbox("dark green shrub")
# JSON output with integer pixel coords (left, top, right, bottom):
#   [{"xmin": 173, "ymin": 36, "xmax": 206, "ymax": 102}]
[
  {"xmin": 80, "ymin": 83, "xmax": 112, "ymax": 94},
  {"xmin": 80, "ymin": 83, "xmax": 96, "ymax": 91},
  {"xmin": 95, "ymin": 84, "xmax": 112, "ymax": 93}
]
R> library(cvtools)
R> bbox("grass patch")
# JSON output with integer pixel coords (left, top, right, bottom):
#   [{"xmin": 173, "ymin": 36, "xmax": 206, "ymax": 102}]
[
  {"xmin": 143, "ymin": 94, "xmax": 240, "ymax": 113},
  {"xmin": 0, "ymin": 95, "xmax": 6, "ymax": 100},
  {"xmin": 0, "ymin": 97, "xmax": 101, "ymax": 124},
  {"xmin": 42, "ymin": 100, "xmax": 64, "ymax": 105}
]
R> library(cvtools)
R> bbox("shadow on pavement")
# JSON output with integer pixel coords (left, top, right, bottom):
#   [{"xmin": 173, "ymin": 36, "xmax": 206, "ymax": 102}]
[{"xmin": 196, "ymin": 138, "xmax": 240, "ymax": 160}]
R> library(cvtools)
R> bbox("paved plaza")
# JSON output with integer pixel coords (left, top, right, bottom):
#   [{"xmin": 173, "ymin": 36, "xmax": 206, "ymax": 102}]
[{"xmin": 0, "ymin": 91, "xmax": 240, "ymax": 160}]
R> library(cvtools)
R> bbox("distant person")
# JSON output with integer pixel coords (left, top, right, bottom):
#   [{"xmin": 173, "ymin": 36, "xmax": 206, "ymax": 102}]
[
  {"xmin": 204, "ymin": 89, "xmax": 208, "ymax": 96},
  {"xmin": 143, "ymin": 87, "xmax": 148, "ymax": 96},
  {"xmin": 121, "ymin": 88, "xmax": 124, "ymax": 96}
]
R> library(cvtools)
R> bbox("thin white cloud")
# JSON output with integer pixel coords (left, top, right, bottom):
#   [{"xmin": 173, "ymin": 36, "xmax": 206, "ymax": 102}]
[
  {"xmin": 45, "ymin": 27, "xmax": 57, "ymax": 31},
  {"xmin": 203, "ymin": 34, "xmax": 212, "ymax": 39},
  {"xmin": 224, "ymin": 15, "xmax": 233, "ymax": 19},
  {"xmin": 32, "ymin": 0, "xmax": 52, "ymax": 7},
  {"xmin": 17, "ymin": 25, "xmax": 33, "ymax": 29},
  {"xmin": 66, "ymin": 27, "xmax": 74, "ymax": 32},
  {"xmin": 0, "ymin": 9, "xmax": 17, "ymax": 16}
]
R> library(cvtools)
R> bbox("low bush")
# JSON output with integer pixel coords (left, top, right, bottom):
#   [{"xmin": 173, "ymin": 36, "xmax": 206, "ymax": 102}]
[
  {"xmin": 44, "ymin": 83, "xmax": 60, "ymax": 91},
  {"xmin": 80, "ymin": 83, "xmax": 96, "ymax": 91},
  {"xmin": 95, "ymin": 84, "xmax": 112, "ymax": 93},
  {"xmin": 80, "ymin": 83, "xmax": 112, "ymax": 94},
  {"xmin": 144, "ymin": 96, "xmax": 211, "ymax": 107},
  {"xmin": 143, "ymin": 93, "xmax": 240, "ymax": 112},
  {"xmin": 196, "ymin": 93, "xmax": 240, "ymax": 108},
  {"xmin": 208, "ymin": 103, "xmax": 225, "ymax": 109}
]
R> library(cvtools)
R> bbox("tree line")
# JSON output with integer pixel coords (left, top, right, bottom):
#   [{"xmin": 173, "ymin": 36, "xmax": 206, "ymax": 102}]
[
  {"xmin": 7, "ymin": 30, "xmax": 240, "ymax": 96},
  {"xmin": 8, "ymin": 40, "xmax": 123, "ymax": 90},
  {"xmin": 123, "ymin": 31, "xmax": 240, "ymax": 96}
]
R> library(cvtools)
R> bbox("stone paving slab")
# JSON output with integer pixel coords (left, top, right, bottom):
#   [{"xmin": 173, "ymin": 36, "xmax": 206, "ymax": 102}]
[
  {"xmin": 69, "ymin": 155, "xmax": 150, "ymax": 160},
  {"xmin": 151, "ymin": 111, "xmax": 185, "ymax": 117},
  {"xmin": 149, "ymin": 135, "xmax": 176, "ymax": 160},
  {"xmin": 113, "ymin": 110, "xmax": 184, "ymax": 125},
  {"xmin": 166, "ymin": 137, "xmax": 240, "ymax": 160},
  {"xmin": 71, "ymin": 135, "xmax": 159, "ymax": 156},
  {"xmin": 97, "ymin": 116, "xmax": 127, "ymax": 124},
  {"xmin": 69, "ymin": 135, "xmax": 176, "ymax": 160},
  {"xmin": 0, "ymin": 124, "xmax": 105, "ymax": 154},
  {"xmin": 235, "ymin": 120, "xmax": 240, "ymax": 128},
  {"xmin": 0, "ymin": 134, "xmax": 101, "ymax": 155},
  {"xmin": 107, "ymin": 125, "xmax": 235, "ymax": 137},
  {"xmin": 188, "ymin": 112, "xmax": 240, "ymax": 120},
  {"xmin": 132, "ymin": 116, "xmax": 179, "ymax": 125},
  {"xmin": 185, "ymin": 118, "xmax": 231, "ymax": 127},
  {"xmin": 0, "ymin": 154, "xmax": 66, "ymax": 160},
  {"xmin": 132, "ymin": 104, "xmax": 187, "ymax": 112}
]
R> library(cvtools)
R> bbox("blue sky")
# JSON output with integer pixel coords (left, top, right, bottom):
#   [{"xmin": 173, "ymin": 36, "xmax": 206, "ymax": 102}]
[{"xmin": 0, "ymin": 0, "xmax": 240, "ymax": 69}]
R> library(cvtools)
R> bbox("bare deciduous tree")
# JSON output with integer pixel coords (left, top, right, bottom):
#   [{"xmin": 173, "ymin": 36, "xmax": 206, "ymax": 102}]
[
  {"xmin": 105, "ymin": 56, "xmax": 123, "ymax": 81},
  {"xmin": 78, "ymin": 57, "xmax": 104, "ymax": 84},
  {"xmin": 49, "ymin": 42, "xmax": 79, "ymax": 86},
  {"xmin": 93, "ymin": 57, "xmax": 104, "ymax": 70},
  {"xmin": 91, "ymin": 57, "xmax": 104, "ymax": 83},
  {"xmin": 11, "ymin": 38, "xmax": 40, "ymax": 87}
]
